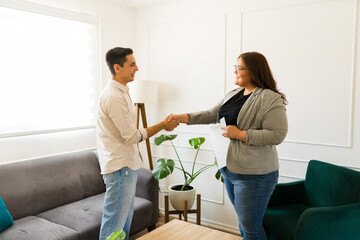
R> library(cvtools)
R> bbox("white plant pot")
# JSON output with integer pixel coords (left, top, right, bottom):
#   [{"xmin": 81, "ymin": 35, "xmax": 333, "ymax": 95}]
[{"xmin": 168, "ymin": 184, "xmax": 196, "ymax": 211}]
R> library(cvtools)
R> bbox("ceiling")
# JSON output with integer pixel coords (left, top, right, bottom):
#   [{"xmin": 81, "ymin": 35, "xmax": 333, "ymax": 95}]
[{"xmin": 106, "ymin": 0, "xmax": 177, "ymax": 9}]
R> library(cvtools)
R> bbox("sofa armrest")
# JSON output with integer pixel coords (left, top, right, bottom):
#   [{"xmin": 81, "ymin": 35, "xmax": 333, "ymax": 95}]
[
  {"xmin": 294, "ymin": 203, "xmax": 360, "ymax": 240},
  {"xmin": 268, "ymin": 180, "xmax": 305, "ymax": 207},
  {"xmin": 135, "ymin": 168, "xmax": 159, "ymax": 226}
]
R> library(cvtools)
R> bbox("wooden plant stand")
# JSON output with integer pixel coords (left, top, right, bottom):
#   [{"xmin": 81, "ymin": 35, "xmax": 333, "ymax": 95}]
[{"xmin": 164, "ymin": 194, "xmax": 201, "ymax": 225}]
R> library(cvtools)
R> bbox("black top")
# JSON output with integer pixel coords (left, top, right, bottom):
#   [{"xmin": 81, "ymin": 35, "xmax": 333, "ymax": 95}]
[{"xmin": 218, "ymin": 89, "xmax": 252, "ymax": 125}]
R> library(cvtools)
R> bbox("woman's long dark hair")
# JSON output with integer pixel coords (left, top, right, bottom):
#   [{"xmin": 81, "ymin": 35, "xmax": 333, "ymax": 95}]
[{"xmin": 239, "ymin": 52, "xmax": 287, "ymax": 104}]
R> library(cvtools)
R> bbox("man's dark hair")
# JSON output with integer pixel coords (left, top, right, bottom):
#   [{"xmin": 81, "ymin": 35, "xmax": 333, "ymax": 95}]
[{"xmin": 105, "ymin": 47, "xmax": 133, "ymax": 75}]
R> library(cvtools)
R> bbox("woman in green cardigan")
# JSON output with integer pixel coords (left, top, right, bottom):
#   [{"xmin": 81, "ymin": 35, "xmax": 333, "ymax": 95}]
[{"xmin": 169, "ymin": 52, "xmax": 288, "ymax": 240}]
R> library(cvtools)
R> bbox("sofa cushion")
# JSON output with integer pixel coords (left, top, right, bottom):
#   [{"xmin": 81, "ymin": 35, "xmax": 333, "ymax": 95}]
[
  {"xmin": 0, "ymin": 197, "xmax": 14, "ymax": 232},
  {"xmin": 305, "ymin": 160, "xmax": 360, "ymax": 207},
  {"xmin": 37, "ymin": 193, "xmax": 104, "ymax": 240},
  {"xmin": 130, "ymin": 197, "xmax": 153, "ymax": 235},
  {"xmin": 263, "ymin": 204, "xmax": 309, "ymax": 240},
  {"xmin": 38, "ymin": 193, "xmax": 153, "ymax": 239},
  {"xmin": 0, "ymin": 150, "xmax": 105, "ymax": 220},
  {"xmin": 0, "ymin": 216, "xmax": 78, "ymax": 240}
]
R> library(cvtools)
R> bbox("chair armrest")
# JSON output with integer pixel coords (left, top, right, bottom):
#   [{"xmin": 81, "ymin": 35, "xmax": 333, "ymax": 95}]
[
  {"xmin": 294, "ymin": 203, "xmax": 360, "ymax": 240},
  {"xmin": 135, "ymin": 168, "xmax": 159, "ymax": 226},
  {"xmin": 268, "ymin": 180, "xmax": 305, "ymax": 207}
]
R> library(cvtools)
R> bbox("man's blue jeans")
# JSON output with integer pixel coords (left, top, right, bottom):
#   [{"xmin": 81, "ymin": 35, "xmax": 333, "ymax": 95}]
[
  {"xmin": 99, "ymin": 167, "xmax": 139, "ymax": 240},
  {"xmin": 220, "ymin": 167, "xmax": 278, "ymax": 240}
]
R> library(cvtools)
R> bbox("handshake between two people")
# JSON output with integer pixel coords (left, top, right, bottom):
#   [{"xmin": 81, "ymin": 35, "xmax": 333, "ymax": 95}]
[
  {"xmin": 160, "ymin": 114, "xmax": 191, "ymax": 132},
  {"xmin": 158, "ymin": 113, "xmax": 244, "ymax": 140}
]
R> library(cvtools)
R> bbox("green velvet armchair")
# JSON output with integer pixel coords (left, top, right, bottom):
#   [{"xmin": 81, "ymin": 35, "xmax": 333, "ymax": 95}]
[{"xmin": 263, "ymin": 160, "xmax": 360, "ymax": 240}]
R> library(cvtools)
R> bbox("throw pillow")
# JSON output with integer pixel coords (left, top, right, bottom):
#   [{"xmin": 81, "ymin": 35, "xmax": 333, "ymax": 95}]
[{"xmin": 0, "ymin": 197, "xmax": 14, "ymax": 232}]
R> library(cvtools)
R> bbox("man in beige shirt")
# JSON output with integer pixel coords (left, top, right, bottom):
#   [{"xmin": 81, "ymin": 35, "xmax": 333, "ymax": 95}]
[{"xmin": 96, "ymin": 47, "xmax": 178, "ymax": 240}]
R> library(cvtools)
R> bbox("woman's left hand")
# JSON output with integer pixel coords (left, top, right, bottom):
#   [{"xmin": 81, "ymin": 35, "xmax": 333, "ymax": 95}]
[{"xmin": 221, "ymin": 125, "xmax": 246, "ymax": 141}]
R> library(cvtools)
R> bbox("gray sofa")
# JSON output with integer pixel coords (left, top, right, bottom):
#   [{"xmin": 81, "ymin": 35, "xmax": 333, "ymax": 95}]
[{"xmin": 0, "ymin": 150, "xmax": 159, "ymax": 240}]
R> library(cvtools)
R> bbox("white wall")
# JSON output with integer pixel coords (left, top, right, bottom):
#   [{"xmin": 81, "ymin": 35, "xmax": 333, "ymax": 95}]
[
  {"xmin": 134, "ymin": 0, "xmax": 360, "ymax": 234},
  {"xmin": 0, "ymin": 0, "xmax": 135, "ymax": 163}
]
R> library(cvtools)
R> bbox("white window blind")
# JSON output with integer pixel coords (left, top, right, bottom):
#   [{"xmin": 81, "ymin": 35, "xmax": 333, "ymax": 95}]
[{"xmin": 0, "ymin": 4, "xmax": 98, "ymax": 137}]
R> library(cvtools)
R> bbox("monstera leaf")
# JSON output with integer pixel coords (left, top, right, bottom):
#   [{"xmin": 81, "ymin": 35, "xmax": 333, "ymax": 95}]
[
  {"xmin": 152, "ymin": 134, "xmax": 220, "ymax": 191},
  {"xmin": 152, "ymin": 158, "xmax": 175, "ymax": 180},
  {"xmin": 189, "ymin": 137, "xmax": 205, "ymax": 149},
  {"xmin": 215, "ymin": 169, "xmax": 224, "ymax": 183},
  {"xmin": 154, "ymin": 134, "xmax": 177, "ymax": 145}
]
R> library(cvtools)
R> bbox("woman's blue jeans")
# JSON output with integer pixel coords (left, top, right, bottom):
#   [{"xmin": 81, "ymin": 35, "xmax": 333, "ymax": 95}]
[
  {"xmin": 220, "ymin": 167, "xmax": 278, "ymax": 240},
  {"xmin": 99, "ymin": 167, "xmax": 139, "ymax": 240}
]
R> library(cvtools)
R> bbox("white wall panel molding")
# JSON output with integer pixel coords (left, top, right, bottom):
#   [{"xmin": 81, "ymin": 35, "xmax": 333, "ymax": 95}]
[
  {"xmin": 283, "ymin": 138, "xmax": 354, "ymax": 148},
  {"xmin": 278, "ymin": 158, "xmax": 306, "ymax": 181},
  {"xmin": 160, "ymin": 190, "xmax": 225, "ymax": 205},
  {"xmin": 152, "ymin": 154, "xmax": 214, "ymax": 166},
  {"xmin": 349, "ymin": 0, "xmax": 359, "ymax": 148},
  {"xmin": 279, "ymin": 157, "xmax": 309, "ymax": 179},
  {"xmin": 200, "ymin": 192, "xmax": 225, "ymax": 205},
  {"xmin": 148, "ymin": 14, "xmax": 226, "ymax": 119},
  {"xmin": 279, "ymin": 156, "xmax": 360, "ymax": 170},
  {"xmin": 158, "ymin": 208, "xmax": 240, "ymax": 235},
  {"xmin": 156, "ymin": 128, "xmax": 212, "ymax": 140},
  {"xmin": 279, "ymin": 175, "xmax": 304, "ymax": 181},
  {"xmin": 171, "ymin": 129, "xmax": 212, "ymax": 136},
  {"xmin": 151, "ymin": 142, "xmax": 214, "ymax": 152},
  {"xmin": 279, "ymin": 156, "xmax": 360, "ymax": 173},
  {"xmin": 279, "ymin": 167, "xmax": 360, "ymax": 181},
  {"xmin": 240, "ymin": 0, "xmax": 357, "ymax": 148},
  {"xmin": 279, "ymin": 174, "xmax": 304, "ymax": 181},
  {"xmin": 279, "ymin": 157, "xmax": 309, "ymax": 164}
]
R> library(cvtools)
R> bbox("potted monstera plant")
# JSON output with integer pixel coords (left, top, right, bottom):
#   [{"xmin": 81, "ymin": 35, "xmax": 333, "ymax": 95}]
[{"xmin": 152, "ymin": 134, "xmax": 223, "ymax": 211}]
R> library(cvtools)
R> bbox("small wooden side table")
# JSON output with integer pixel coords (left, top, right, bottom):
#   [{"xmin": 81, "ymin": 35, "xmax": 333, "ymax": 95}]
[{"xmin": 164, "ymin": 194, "xmax": 201, "ymax": 225}]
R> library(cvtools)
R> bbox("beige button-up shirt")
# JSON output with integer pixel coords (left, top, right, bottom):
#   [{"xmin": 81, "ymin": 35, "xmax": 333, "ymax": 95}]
[{"xmin": 96, "ymin": 79, "xmax": 147, "ymax": 174}]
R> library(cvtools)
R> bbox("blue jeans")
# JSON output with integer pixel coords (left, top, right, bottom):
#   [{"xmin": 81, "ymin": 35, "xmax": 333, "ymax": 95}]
[
  {"xmin": 220, "ymin": 167, "xmax": 278, "ymax": 240},
  {"xmin": 99, "ymin": 167, "xmax": 139, "ymax": 240}
]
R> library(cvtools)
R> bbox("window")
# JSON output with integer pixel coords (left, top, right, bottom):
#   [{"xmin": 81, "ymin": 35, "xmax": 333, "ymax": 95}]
[{"xmin": 0, "ymin": 3, "xmax": 99, "ymax": 137}]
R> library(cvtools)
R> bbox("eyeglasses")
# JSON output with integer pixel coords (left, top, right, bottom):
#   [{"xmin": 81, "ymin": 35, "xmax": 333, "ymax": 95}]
[{"xmin": 234, "ymin": 65, "xmax": 247, "ymax": 72}]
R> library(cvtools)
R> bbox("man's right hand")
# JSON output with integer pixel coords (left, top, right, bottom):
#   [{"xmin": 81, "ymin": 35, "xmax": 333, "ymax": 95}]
[
  {"xmin": 168, "ymin": 114, "xmax": 190, "ymax": 124},
  {"xmin": 162, "ymin": 115, "xmax": 179, "ymax": 131}
]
